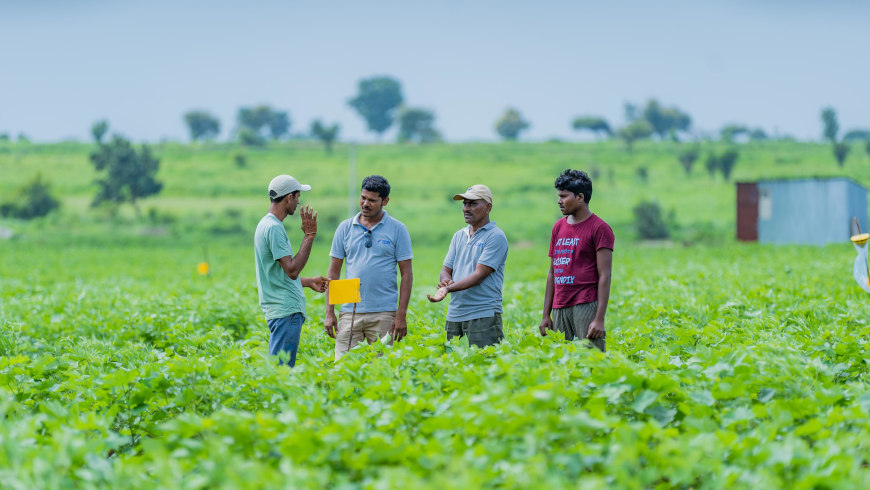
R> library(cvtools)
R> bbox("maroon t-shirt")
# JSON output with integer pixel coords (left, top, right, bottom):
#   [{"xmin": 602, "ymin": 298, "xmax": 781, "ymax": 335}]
[{"xmin": 548, "ymin": 213, "xmax": 614, "ymax": 308}]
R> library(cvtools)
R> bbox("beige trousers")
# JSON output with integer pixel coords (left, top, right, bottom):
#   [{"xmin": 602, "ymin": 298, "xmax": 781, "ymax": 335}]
[{"xmin": 334, "ymin": 310, "xmax": 396, "ymax": 360}]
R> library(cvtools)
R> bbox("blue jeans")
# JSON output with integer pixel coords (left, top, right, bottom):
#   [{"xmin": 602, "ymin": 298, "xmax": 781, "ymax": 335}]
[{"xmin": 267, "ymin": 313, "xmax": 304, "ymax": 367}]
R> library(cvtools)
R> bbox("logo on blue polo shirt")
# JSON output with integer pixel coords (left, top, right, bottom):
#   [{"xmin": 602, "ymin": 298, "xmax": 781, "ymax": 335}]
[
  {"xmin": 376, "ymin": 239, "xmax": 392, "ymax": 245},
  {"xmin": 475, "ymin": 242, "xmax": 484, "ymax": 248}
]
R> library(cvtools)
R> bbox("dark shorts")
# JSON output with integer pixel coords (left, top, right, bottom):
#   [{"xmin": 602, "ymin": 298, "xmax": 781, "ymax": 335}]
[
  {"xmin": 445, "ymin": 313, "xmax": 503, "ymax": 348},
  {"xmin": 552, "ymin": 301, "xmax": 606, "ymax": 352}
]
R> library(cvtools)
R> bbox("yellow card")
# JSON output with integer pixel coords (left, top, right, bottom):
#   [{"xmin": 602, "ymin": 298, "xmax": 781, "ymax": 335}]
[{"xmin": 328, "ymin": 278, "xmax": 361, "ymax": 305}]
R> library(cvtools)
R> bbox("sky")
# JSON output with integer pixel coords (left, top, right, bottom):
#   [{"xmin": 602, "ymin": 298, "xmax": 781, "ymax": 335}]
[{"xmin": 1, "ymin": 0, "xmax": 869, "ymax": 143}]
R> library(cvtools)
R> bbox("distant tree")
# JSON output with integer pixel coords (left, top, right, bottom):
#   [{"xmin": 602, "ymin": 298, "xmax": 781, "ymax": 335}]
[
  {"xmin": 678, "ymin": 146, "xmax": 700, "ymax": 176},
  {"xmin": 642, "ymin": 99, "xmax": 691, "ymax": 140},
  {"xmin": 843, "ymin": 129, "xmax": 870, "ymax": 142},
  {"xmin": 718, "ymin": 148, "xmax": 739, "ymax": 180},
  {"xmin": 617, "ymin": 120, "xmax": 653, "ymax": 151},
  {"xmin": 821, "ymin": 107, "xmax": 838, "ymax": 143},
  {"xmin": 268, "ymin": 111, "xmax": 291, "ymax": 140},
  {"xmin": 635, "ymin": 166, "xmax": 648, "ymax": 182},
  {"xmin": 833, "ymin": 142, "xmax": 850, "ymax": 167},
  {"xmin": 705, "ymin": 153, "xmax": 719, "ymax": 177},
  {"xmin": 0, "ymin": 173, "xmax": 61, "ymax": 219},
  {"xmin": 90, "ymin": 135, "xmax": 162, "ymax": 214},
  {"xmin": 0, "ymin": 133, "xmax": 9, "ymax": 142},
  {"xmin": 633, "ymin": 200, "xmax": 670, "ymax": 239},
  {"xmin": 571, "ymin": 116, "xmax": 612, "ymax": 139},
  {"xmin": 749, "ymin": 128, "xmax": 768, "ymax": 141},
  {"xmin": 397, "ymin": 107, "xmax": 442, "ymax": 143},
  {"xmin": 495, "ymin": 108, "xmax": 530, "ymax": 141},
  {"xmin": 348, "ymin": 76, "xmax": 403, "ymax": 139},
  {"xmin": 237, "ymin": 105, "xmax": 289, "ymax": 140},
  {"xmin": 865, "ymin": 139, "xmax": 870, "ymax": 159},
  {"xmin": 238, "ymin": 128, "xmax": 266, "ymax": 147},
  {"xmin": 720, "ymin": 124, "xmax": 749, "ymax": 143},
  {"xmin": 183, "ymin": 111, "xmax": 221, "ymax": 141},
  {"xmin": 233, "ymin": 152, "xmax": 247, "ymax": 167},
  {"xmin": 91, "ymin": 120, "xmax": 109, "ymax": 144},
  {"xmin": 310, "ymin": 120, "xmax": 340, "ymax": 153},
  {"xmin": 17, "ymin": 133, "xmax": 30, "ymax": 144}
]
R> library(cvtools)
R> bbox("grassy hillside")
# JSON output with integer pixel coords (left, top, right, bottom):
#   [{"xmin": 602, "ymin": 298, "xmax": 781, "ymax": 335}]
[{"xmin": 2, "ymin": 140, "xmax": 868, "ymax": 247}]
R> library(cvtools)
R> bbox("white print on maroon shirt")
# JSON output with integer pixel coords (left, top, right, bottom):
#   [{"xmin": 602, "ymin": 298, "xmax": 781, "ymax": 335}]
[{"xmin": 552, "ymin": 238, "xmax": 576, "ymax": 283}]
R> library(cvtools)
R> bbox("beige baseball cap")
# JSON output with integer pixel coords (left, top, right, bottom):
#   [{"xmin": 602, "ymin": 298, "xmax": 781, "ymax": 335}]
[
  {"xmin": 268, "ymin": 175, "xmax": 311, "ymax": 199},
  {"xmin": 453, "ymin": 184, "xmax": 492, "ymax": 204}
]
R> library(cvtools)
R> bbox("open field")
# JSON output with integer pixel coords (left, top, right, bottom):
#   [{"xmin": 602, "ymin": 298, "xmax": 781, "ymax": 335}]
[{"xmin": 1, "ymin": 141, "xmax": 869, "ymax": 487}]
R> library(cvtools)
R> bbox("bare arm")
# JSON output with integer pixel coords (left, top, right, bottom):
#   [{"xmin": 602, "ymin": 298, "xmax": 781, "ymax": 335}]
[
  {"xmin": 323, "ymin": 257, "xmax": 344, "ymax": 338},
  {"xmin": 428, "ymin": 264, "xmax": 494, "ymax": 302},
  {"xmin": 391, "ymin": 259, "xmax": 413, "ymax": 341},
  {"xmin": 539, "ymin": 263, "xmax": 555, "ymax": 336},
  {"xmin": 587, "ymin": 248, "xmax": 613, "ymax": 340},
  {"xmin": 445, "ymin": 263, "xmax": 494, "ymax": 293},
  {"xmin": 276, "ymin": 205, "xmax": 317, "ymax": 280}
]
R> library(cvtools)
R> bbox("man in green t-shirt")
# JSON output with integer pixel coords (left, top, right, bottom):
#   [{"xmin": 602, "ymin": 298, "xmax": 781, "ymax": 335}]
[{"xmin": 254, "ymin": 174, "xmax": 328, "ymax": 367}]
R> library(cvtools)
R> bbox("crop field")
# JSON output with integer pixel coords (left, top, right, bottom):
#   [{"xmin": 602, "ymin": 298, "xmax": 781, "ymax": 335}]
[{"xmin": 1, "ymin": 141, "xmax": 869, "ymax": 488}]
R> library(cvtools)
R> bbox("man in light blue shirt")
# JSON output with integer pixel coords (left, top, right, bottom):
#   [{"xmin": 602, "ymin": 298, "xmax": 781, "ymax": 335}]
[
  {"xmin": 428, "ymin": 184, "xmax": 509, "ymax": 347},
  {"xmin": 254, "ymin": 174, "xmax": 328, "ymax": 367},
  {"xmin": 325, "ymin": 175, "xmax": 413, "ymax": 360}
]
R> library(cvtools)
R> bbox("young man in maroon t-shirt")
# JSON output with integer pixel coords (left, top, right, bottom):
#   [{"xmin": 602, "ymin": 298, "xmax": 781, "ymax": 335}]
[{"xmin": 539, "ymin": 169, "xmax": 614, "ymax": 352}]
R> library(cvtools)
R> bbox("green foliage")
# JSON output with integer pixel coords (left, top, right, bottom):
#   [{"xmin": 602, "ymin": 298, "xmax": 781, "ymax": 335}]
[
  {"xmin": 310, "ymin": 120, "xmax": 340, "ymax": 153},
  {"xmin": 91, "ymin": 120, "xmax": 109, "ymax": 144},
  {"xmin": 3, "ymin": 237, "xmax": 869, "ymax": 487},
  {"xmin": 233, "ymin": 152, "xmax": 247, "ymax": 168},
  {"xmin": 635, "ymin": 165, "xmax": 648, "ymax": 182},
  {"xmin": 397, "ymin": 107, "xmax": 442, "ymax": 144},
  {"xmin": 617, "ymin": 120, "xmax": 653, "ymax": 151},
  {"xmin": 348, "ymin": 76, "xmax": 404, "ymax": 138},
  {"xmin": 632, "ymin": 200, "xmax": 670, "ymax": 239},
  {"xmin": 572, "ymin": 116, "xmax": 612, "ymax": 138},
  {"xmin": 705, "ymin": 149, "xmax": 740, "ymax": 180},
  {"xmin": 237, "ymin": 105, "xmax": 290, "ymax": 140},
  {"xmin": 749, "ymin": 128, "xmax": 768, "ymax": 141},
  {"xmin": 865, "ymin": 139, "xmax": 870, "ymax": 159},
  {"xmin": 641, "ymin": 99, "xmax": 691, "ymax": 140},
  {"xmin": 0, "ymin": 132, "xmax": 9, "ymax": 142},
  {"xmin": 833, "ymin": 142, "xmax": 850, "ymax": 167},
  {"xmin": 842, "ymin": 129, "xmax": 870, "ymax": 142},
  {"xmin": 183, "ymin": 110, "xmax": 221, "ymax": 142},
  {"xmin": 718, "ymin": 148, "xmax": 740, "ymax": 180},
  {"xmin": 720, "ymin": 124, "xmax": 749, "ymax": 143},
  {"xmin": 237, "ymin": 128, "xmax": 266, "ymax": 147},
  {"xmin": 821, "ymin": 107, "xmax": 838, "ymax": 143},
  {"xmin": 678, "ymin": 146, "xmax": 700, "ymax": 176},
  {"xmin": 0, "ymin": 172, "xmax": 60, "ymax": 219},
  {"xmin": 89, "ymin": 135, "xmax": 163, "ymax": 213},
  {"xmin": 495, "ymin": 108, "xmax": 530, "ymax": 141}
]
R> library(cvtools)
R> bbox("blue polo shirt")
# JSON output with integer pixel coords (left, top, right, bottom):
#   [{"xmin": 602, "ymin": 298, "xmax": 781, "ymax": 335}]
[
  {"xmin": 443, "ymin": 221, "xmax": 509, "ymax": 322},
  {"xmin": 330, "ymin": 211, "xmax": 413, "ymax": 313}
]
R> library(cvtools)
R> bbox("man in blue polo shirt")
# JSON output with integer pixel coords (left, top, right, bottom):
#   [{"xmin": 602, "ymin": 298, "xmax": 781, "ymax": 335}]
[
  {"xmin": 325, "ymin": 175, "xmax": 413, "ymax": 360},
  {"xmin": 427, "ymin": 184, "xmax": 509, "ymax": 348}
]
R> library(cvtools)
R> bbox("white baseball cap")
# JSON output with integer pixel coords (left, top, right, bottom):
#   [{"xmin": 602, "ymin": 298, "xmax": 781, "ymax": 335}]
[{"xmin": 268, "ymin": 175, "xmax": 311, "ymax": 199}]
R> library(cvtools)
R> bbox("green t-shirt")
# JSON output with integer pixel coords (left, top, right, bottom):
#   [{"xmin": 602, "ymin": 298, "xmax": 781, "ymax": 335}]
[{"xmin": 254, "ymin": 213, "xmax": 306, "ymax": 320}]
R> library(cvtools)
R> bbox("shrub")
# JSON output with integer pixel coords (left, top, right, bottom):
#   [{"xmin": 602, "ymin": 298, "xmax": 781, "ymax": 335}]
[
  {"xmin": 633, "ymin": 200, "xmax": 670, "ymax": 239},
  {"xmin": 833, "ymin": 142, "xmax": 850, "ymax": 167},
  {"xmin": 0, "ymin": 173, "xmax": 61, "ymax": 219}
]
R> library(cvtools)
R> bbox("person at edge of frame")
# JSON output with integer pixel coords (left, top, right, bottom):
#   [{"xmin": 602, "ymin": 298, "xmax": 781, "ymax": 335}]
[
  {"xmin": 539, "ymin": 169, "xmax": 614, "ymax": 352},
  {"xmin": 427, "ymin": 184, "xmax": 509, "ymax": 348},
  {"xmin": 253, "ymin": 174, "xmax": 328, "ymax": 367},
  {"xmin": 324, "ymin": 175, "xmax": 414, "ymax": 360}
]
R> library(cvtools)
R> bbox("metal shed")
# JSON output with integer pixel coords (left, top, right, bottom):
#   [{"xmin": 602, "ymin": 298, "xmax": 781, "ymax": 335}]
[{"xmin": 736, "ymin": 178, "xmax": 868, "ymax": 245}]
